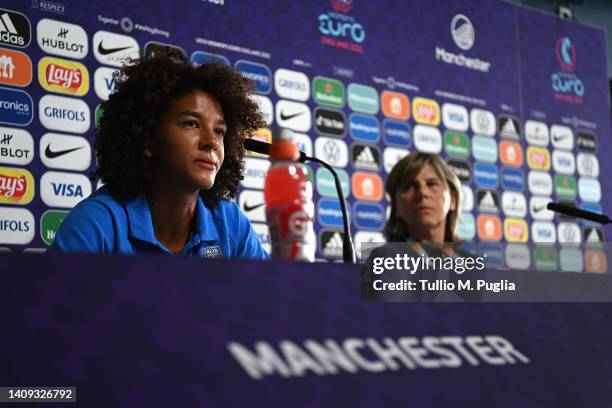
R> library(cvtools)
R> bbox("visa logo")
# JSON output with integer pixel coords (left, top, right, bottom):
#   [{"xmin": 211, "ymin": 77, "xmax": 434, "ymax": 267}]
[
  {"xmin": 448, "ymin": 112, "xmax": 464, "ymax": 122},
  {"xmin": 52, "ymin": 182, "xmax": 84, "ymax": 197},
  {"xmin": 104, "ymin": 77, "xmax": 115, "ymax": 91}
]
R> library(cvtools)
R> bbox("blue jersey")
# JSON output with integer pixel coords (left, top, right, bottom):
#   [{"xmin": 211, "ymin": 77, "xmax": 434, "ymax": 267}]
[{"xmin": 50, "ymin": 186, "xmax": 269, "ymax": 260}]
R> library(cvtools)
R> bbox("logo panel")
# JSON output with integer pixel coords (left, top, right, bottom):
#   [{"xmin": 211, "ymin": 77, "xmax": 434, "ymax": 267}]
[
  {"xmin": 447, "ymin": 159, "xmax": 471, "ymax": 183},
  {"xmin": 0, "ymin": 207, "xmax": 34, "ymax": 244},
  {"xmin": 479, "ymin": 242, "xmax": 504, "ymax": 268},
  {"xmin": 557, "ymin": 222, "xmax": 581, "ymax": 244},
  {"xmin": 0, "ymin": 47, "xmax": 31, "ymax": 87},
  {"xmin": 354, "ymin": 231, "xmax": 385, "ymax": 261},
  {"xmin": 40, "ymin": 171, "xmax": 91, "ymax": 208},
  {"xmin": 578, "ymin": 177, "xmax": 601, "ymax": 203},
  {"xmin": 477, "ymin": 189, "xmax": 499, "ymax": 214},
  {"xmin": 530, "ymin": 196, "xmax": 554, "ymax": 221},
  {"xmin": 528, "ymin": 171, "xmax": 553, "ymax": 195},
  {"xmin": 551, "ymin": 150, "xmax": 575, "ymax": 175},
  {"xmin": 93, "ymin": 30, "xmax": 139, "ymax": 67},
  {"xmin": 347, "ymin": 83, "xmax": 378, "ymax": 114},
  {"xmin": 351, "ymin": 143, "xmax": 380, "ymax": 171},
  {"xmin": 470, "ymin": 109, "xmax": 495, "ymax": 136},
  {"xmin": 316, "ymin": 167, "xmax": 349, "ymax": 198},
  {"xmin": 381, "ymin": 91, "xmax": 409, "ymax": 120},
  {"xmin": 471, "ymin": 135, "xmax": 497, "ymax": 163},
  {"xmin": 94, "ymin": 66, "xmax": 117, "ymax": 100},
  {"xmin": 498, "ymin": 115, "xmax": 520, "ymax": 139},
  {"xmin": 580, "ymin": 203, "xmax": 603, "ymax": 226},
  {"xmin": 313, "ymin": 76, "xmax": 344, "ymax": 108},
  {"xmin": 0, "ymin": 87, "xmax": 32, "ymax": 126},
  {"xmin": 293, "ymin": 133, "xmax": 313, "ymax": 157},
  {"xmin": 505, "ymin": 244, "xmax": 530, "ymax": 270},
  {"xmin": 413, "ymin": 124, "xmax": 441, "ymax": 153},
  {"xmin": 525, "ymin": 120, "xmax": 549, "ymax": 146},
  {"xmin": 40, "ymin": 209, "xmax": 68, "ymax": 245},
  {"xmin": 38, "ymin": 56, "xmax": 89, "ymax": 96},
  {"xmin": 526, "ymin": 146, "xmax": 551, "ymax": 171},
  {"xmin": 0, "ymin": 9, "xmax": 31, "ymax": 48},
  {"xmin": 239, "ymin": 189, "xmax": 266, "ymax": 223},
  {"xmin": 314, "ymin": 107, "xmax": 346, "ymax": 136},
  {"xmin": 412, "ymin": 97, "xmax": 440, "ymax": 126},
  {"xmin": 39, "ymin": 94, "xmax": 89, "ymax": 133},
  {"xmin": 550, "ymin": 124, "xmax": 573, "ymax": 150},
  {"xmin": 442, "ymin": 103, "xmax": 468, "ymax": 131},
  {"xmin": 236, "ymin": 60, "xmax": 271, "ymax": 94},
  {"xmin": 0, "ymin": 166, "xmax": 34, "ymax": 205},
  {"xmin": 477, "ymin": 214, "xmax": 501, "ymax": 241},
  {"xmin": 349, "ymin": 113, "xmax": 379, "ymax": 142},
  {"xmin": 460, "ymin": 184, "xmax": 473, "ymax": 212},
  {"xmin": 352, "ymin": 172, "xmax": 383, "ymax": 201},
  {"xmin": 501, "ymin": 191, "xmax": 527, "ymax": 218},
  {"xmin": 504, "ymin": 218, "xmax": 528, "ymax": 243},
  {"xmin": 353, "ymin": 201, "xmax": 384, "ymax": 230},
  {"xmin": 474, "ymin": 162, "xmax": 498, "ymax": 188},
  {"xmin": 250, "ymin": 95, "xmax": 273, "ymax": 126},
  {"xmin": 252, "ymin": 222, "xmax": 271, "ymax": 254},
  {"xmin": 241, "ymin": 157, "xmax": 269, "ymax": 190},
  {"xmin": 382, "ymin": 147, "xmax": 408, "ymax": 174},
  {"xmin": 585, "ymin": 249, "xmax": 607, "ymax": 273},
  {"xmin": 554, "ymin": 175, "xmax": 576, "ymax": 199},
  {"xmin": 499, "ymin": 140, "xmax": 523, "ymax": 167},
  {"xmin": 275, "ymin": 100, "xmax": 311, "ymax": 132},
  {"xmin": 576, "ymin": 131, "xmax": 596, "ymax": 152},
  {"xmin": 0, "ymin": 127, "xmax": 33, "ymax": 166},
  {"xmin": 383, "ymin": 119, "xmax": 411, "ymax": 147},
  {"xmin": 559, "ymin": 248, "xmax": 583, "ymax": 272},
  {"xmin": 456, "ymin": 212, "xmax": 475, "ymax": 240},
  {"xmin": 319, "ymin": 229, "xmax": 345, "ymax": 260},
  {"xmin": 314, "ymin": 136, "xmax": 348, "ymax": 168},
  {"xmin": 40, "ymin": 133, "xmax": 91, "ymax": 171},
  {"xmin": 501, "ymin": 167, "xmax": 524, "ymax": 191},
  {"xmin": 36, "ymin": 18, "xmax": 88, "ymax": 59},
  {"xmin": 444, "ymin": 131, "xmax": 469, "ymax": 157},
  {"xmin": 584, "ymin": 227, "xmax": 604, "ymax": 245},
  {"xmin": 318, "ymin": 198, "xmax": 346, "ymax": 228},
  {"xmin": 143, "ymin": 42, "xmax": 186, "ymax": 59},
  {"xmin": 533, "ymin": 246, "xmax": 558, "ymax": 271},
  {"xmin": 191, "ymin": 51, "xmax": 229, "ymax": 66},
  {"xmin": 576, "ymin": 153, "xmax": 599, "ymax": 177},
  {"xmin": 531, "ymin": 222, "xmax": 556, "ymax": 243},
  {"xmin": 274, "ymin": 68, "xmax": 309, "ymax": 101}
]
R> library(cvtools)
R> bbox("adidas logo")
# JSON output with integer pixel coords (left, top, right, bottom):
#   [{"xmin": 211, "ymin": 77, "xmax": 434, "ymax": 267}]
[
  {"xmin": 322, "ymin": 231, "xmax": 343, "ymax": 258},
  {"xmin": 353, "ymin": 146, "xmax": 379, "ymax": 171},
  {"xmin": 586, "ymin": 228, "xmax": 601, "ymax": 243},
  {"xmin": 0, "ymin": 11, "xmax": 29, "ymax": 48},
  {"xmin": 500, "ymin": 117, "xmax": 519, "ymax": 138},
  {"xmin": 478, "ymin": 190, "xmax": 498, "ymax": 212}
]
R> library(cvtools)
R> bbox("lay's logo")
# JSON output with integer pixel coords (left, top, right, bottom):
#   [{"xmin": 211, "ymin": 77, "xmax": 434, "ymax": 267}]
[
  {"xmin": 0, "ymin": 166, "xmax": 34, "ymax": 204},
  {"xmin": 526, "ymin": 146, "xmax": 551, "ymax": 171},
  {"xmin": 412, "ymin": 97, "xmax": 440, "ymax": 126},
  {"xmin": 38, "ymin": 56, "xmax": 89, "ymax": 96},
  {"xmin": 504, "ymin": 218, "xmax": 528, "ymax": 243}
]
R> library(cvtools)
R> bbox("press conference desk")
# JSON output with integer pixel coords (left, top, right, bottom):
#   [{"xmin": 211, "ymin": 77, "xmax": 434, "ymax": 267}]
[{"xmin": 1, "ymin": 252, "xmax": 611, "ymax": 407}]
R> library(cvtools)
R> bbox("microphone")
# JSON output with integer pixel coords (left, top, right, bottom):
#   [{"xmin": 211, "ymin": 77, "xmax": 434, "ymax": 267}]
[
  {"xmin": 547, "ymin": 202, "xmax": 611, "ymax": 224},
  {"xmin": 244, "ymin": 137, "xmax": 356, "ymax": 263}
]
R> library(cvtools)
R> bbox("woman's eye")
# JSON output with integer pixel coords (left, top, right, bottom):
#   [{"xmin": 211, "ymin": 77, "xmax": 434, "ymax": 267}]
[
  {"xmin": 215, "ymin": 128, "xmax": 226, "ymax": 137},
  {"xmin": 183, "ymin": 120, "xmax": 200, "ymax": 128}
]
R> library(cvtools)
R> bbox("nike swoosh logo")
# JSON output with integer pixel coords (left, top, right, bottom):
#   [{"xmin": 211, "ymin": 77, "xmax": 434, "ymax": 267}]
[
  {"xmin": 98, "ymin": 41, "xmax": 133, "ymax": 56},
  {"xmin": 552, "ymin": 133, "xmax": 569, "ymax": 142},
  {"xmin": 532, "ymin": 204, "xmax": 546, "ymax": 212},
  {"xmin": 45, "ymin": 144, "xmax": 85, "ymax": 159},
  {"xmin": 280, "ymin": 110, "xmax": 305, "ymax": 121},
  {"xmin": 243, "ymin": 202, "xmax": 265, "ymax": 212}
]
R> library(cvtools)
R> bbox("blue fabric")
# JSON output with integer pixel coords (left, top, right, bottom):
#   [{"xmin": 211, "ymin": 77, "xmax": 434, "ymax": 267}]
[{"xmin": 50, "ymin": 186, "xmax": 269, "ymax": 260}]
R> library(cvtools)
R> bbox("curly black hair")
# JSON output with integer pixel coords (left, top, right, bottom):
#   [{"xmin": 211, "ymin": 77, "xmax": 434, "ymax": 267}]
[{"xmin": 94, "ymin": 49, "xmax": 265, "ymax": 207}]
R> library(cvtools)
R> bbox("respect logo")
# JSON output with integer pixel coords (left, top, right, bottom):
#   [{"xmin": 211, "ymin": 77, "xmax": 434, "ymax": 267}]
[
  {"xmin": 0, "ymin": 166, "xmax": 34, "ymax": 204},
  {"xmin": 38, "ymin": 56, "xmax": 89, "ymax": 96}
]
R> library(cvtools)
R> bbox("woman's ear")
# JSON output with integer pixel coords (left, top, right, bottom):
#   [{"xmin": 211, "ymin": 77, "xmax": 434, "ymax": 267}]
[
  {"xmin": 449, "ymin": 190, "xmax": 458, "ymax": 211},
  {"xmin": 144, "ymin": 147, "xmax": 152, "ymax": 158}
]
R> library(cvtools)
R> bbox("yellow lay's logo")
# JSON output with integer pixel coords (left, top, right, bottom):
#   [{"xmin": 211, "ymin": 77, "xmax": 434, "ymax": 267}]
[
  {"xmin": 247, "ymin": 129, "xmax": 272, "ymax": 158},
  {"xmin": 412, "ymin": 97, "xmax": 440, "ymax": 126},
  {"xmin": 38, "ymin": 56, "xmax": 89, "ymax": 96},
  {"xmin": 504, "ymin": 218, "xmax": 528, "ymax": 242},
  {"xmin": 0, "ymin": 166, "xmax": 35, "ymax": 205},
  {"xmin": 526, "ymin": 146, "xmax": 551, "ymax": 171}
]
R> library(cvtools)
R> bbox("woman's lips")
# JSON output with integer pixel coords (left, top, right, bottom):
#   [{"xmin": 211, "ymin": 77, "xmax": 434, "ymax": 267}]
[{"xmin": 194, "ymin": 159, "xmax": 216, "ymax": 171}]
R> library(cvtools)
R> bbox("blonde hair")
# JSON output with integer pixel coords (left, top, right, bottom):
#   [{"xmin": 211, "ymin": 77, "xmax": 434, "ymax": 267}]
[{"xmin": 384, "ymin": 152, "xmax": 461, "ymax": 242}]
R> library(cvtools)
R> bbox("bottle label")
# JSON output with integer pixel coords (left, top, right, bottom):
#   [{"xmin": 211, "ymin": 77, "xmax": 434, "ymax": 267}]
[{"xmin": 267, "ymin": 202, "xmax": 315, "ymax": 261}]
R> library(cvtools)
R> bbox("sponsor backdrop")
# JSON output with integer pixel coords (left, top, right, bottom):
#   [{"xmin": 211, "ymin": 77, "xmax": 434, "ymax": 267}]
[{"xmin": 0, "ymin": 0, "xmax": 609, "ymax": 264}]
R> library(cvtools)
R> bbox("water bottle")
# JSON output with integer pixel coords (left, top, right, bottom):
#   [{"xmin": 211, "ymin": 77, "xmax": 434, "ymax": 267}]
[{"xmin": 263, "ymin": 128, "xmax": 315, "ymax": 261}]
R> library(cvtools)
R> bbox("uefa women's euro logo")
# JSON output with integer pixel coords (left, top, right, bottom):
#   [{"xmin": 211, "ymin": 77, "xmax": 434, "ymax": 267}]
[
  {"xmin": 556, "ymin": 36, "xmax": 576, "ymax": 72},
  {"xmin": 551, "ymin": 36, "xmax": 584, "ymax": 103}
]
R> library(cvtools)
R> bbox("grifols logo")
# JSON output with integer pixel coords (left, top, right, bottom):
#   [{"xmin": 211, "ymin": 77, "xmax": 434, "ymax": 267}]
[{"xmin": 38, "ymin": 57, "xmax": 89, "ymax": 96}]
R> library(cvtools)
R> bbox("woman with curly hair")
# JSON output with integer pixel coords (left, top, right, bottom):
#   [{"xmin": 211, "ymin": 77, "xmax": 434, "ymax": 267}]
[{"xmin": 51, "ymin": 50, "xmax": 268, "ymax": 259}]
